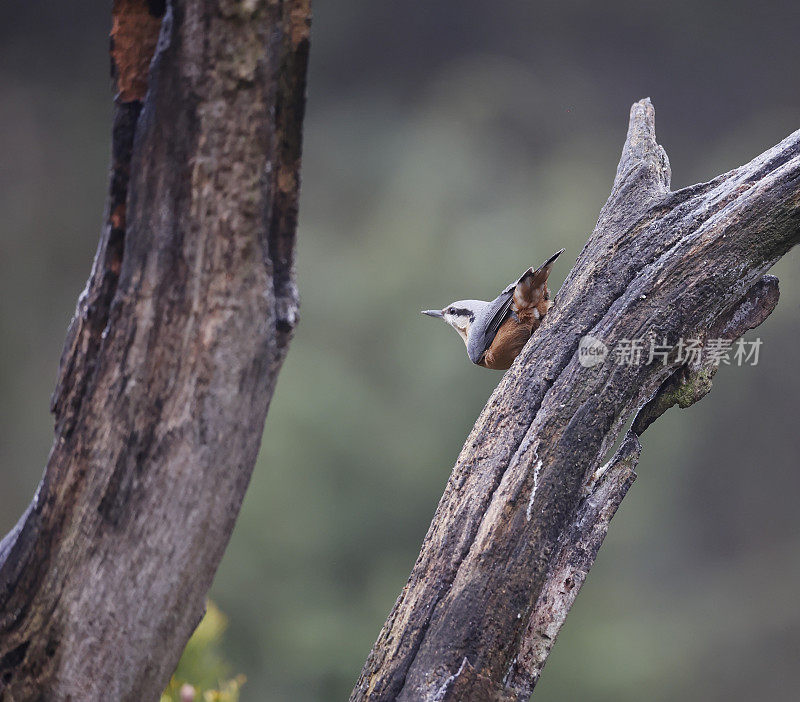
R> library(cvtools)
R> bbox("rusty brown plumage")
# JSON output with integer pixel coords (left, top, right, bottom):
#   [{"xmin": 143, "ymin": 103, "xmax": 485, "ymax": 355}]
[{"xmin": 480, "ymin": 274, "xmax": 554, "ymax": 370}]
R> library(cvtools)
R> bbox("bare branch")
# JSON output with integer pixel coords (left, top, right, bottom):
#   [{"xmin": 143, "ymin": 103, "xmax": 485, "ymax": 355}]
[
  {"xmin": 632, "ymin": 274, "xmax": 780, "ymax": 435},
  {"xmin": 352, "ymin": 100, "xmax": 800, "ymax": 701}
]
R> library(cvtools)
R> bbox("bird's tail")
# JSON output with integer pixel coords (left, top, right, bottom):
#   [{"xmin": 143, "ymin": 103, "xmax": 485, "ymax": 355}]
[
  {"xmin": 514, "ymin": 248, "xmax": 566, "ymax": 309},
  {"xmin": 535, "ymin": 247, "xmax": 566, "ymax": 275}
]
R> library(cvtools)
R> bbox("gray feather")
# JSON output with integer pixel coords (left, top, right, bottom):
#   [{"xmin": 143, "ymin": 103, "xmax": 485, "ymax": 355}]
[{"xmin": 466, "ymin": 282, "xmax": 516, "ymax": 364}]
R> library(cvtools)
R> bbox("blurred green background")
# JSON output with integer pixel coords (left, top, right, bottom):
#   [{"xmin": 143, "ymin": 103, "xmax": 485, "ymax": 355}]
[{"xmin": 2, "ymin": 2, "xmax": 799, "ymax": 700}]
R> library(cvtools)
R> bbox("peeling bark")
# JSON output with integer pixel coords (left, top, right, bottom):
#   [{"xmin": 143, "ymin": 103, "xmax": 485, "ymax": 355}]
[
  {"xmin": 352, "ymin": 100, "xmax": 799, "ymax": 701},
  {"xmin": 0, "ymin": 1, "xmax": 311, "ymax": 699}
]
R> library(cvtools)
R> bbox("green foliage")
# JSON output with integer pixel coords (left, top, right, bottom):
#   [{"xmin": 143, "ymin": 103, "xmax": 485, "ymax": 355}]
[{"xmin": 161, "ymin": 602, "xmax": 245, "ymax": 702}]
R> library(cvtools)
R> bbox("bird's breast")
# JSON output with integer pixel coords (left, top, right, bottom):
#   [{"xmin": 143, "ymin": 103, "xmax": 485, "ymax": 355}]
[{"xmin": 479, "ymin": 316, "xmax": 538, "ymax": 370}]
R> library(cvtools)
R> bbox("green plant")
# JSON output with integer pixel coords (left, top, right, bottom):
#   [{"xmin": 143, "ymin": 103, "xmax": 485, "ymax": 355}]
[{"xmin": 161, "ymin": 601, "xmax": 245, "ymax": 702}]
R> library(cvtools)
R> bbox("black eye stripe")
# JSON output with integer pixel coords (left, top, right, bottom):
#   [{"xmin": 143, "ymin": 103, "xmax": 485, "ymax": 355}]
[{"xmin": 447, "ymin": 308, "xmax": 474, "ymax": 321}]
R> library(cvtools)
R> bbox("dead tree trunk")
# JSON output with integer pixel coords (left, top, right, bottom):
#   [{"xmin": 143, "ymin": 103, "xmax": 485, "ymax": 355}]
[
  {"xmin": 0, "ymin": 1, "xmax": 310, "ymax": 699},
  {"xmin": 352, "ymin": 99, "xmax": 799, "ymax": 701}
]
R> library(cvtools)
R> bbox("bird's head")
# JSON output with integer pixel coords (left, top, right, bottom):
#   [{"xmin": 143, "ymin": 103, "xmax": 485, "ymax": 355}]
[{"xmin": 421, "ymin": 300, "xmax": 484, "ymax": 347}]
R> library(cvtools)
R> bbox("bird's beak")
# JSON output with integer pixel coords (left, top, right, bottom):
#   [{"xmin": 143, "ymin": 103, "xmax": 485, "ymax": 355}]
[{"xmin": 421, "ymin": 309, "xmax": 444, "ymax": 319}]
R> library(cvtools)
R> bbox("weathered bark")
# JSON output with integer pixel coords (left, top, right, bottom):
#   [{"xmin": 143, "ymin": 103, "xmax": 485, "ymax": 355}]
[
  {"xmin": 352, "ymin": 99, "xmax": 799, "ymax": 701},
  {"xmin": 0, "ymin": 1, "xmax": 310, "ymax": 699}
]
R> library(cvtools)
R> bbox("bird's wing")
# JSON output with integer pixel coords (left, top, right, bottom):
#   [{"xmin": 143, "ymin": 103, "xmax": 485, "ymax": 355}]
[
  {"xmin": 467, "ymin": 250, "xmax": 565, "ymax": 366},
  {"xmin": 466, "ymin": 284, "xmax": 515, "ymax": 365},
  {"xmin": 487, "ymin": 291, "xmax": 515, "ymax": 338}
]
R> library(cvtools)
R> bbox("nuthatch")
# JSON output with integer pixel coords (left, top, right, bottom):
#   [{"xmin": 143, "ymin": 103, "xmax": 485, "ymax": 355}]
[{"xmin": 422, "ymin": 249, "xmax": 565, "ymax": 370}]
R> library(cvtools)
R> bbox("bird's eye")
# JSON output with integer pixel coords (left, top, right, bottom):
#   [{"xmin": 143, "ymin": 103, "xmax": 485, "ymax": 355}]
[{"xmin": 447, "ymin": 307, "xmax": 455, "ymax": 315}]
